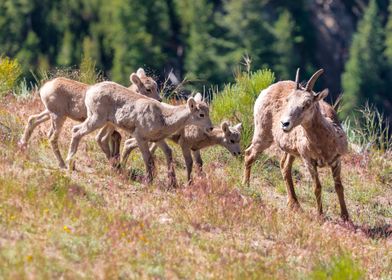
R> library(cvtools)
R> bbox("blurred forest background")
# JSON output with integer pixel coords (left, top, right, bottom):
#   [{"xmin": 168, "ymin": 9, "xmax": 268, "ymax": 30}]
[{"xmin": 0, "ymin": 0, "xmax": 392, "ymax": 121}]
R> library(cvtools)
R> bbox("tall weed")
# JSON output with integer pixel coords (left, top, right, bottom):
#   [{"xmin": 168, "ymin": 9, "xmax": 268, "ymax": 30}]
[{"xmin": 343, "ymin": 102, "xmax": 391, "ymax": 152}]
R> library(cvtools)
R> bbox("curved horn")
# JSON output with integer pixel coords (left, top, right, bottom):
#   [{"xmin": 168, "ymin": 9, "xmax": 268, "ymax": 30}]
[
  {"xmin": 305, "ymin": 69, "xmax": 324, "ymax": 92},
  {"xmin": 295, "ymin": 68, "xmax": 300, "ymax": 89}
]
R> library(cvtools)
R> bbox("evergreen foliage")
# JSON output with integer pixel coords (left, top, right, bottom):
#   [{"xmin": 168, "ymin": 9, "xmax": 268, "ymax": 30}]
[
  {"xmin": 0, "ymin": 0, "xmax": 391, "ymax": 120},
  {"xmin": 272, "ymin": 10, "xmax": 300, "ymax": 80},
  {"xmin": 341, "ymin": 0, "xmax": 385, "ymax": 116}
]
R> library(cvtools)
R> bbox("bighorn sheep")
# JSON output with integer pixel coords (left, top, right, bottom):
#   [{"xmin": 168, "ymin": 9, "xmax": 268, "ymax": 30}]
[
  {"xmin": 243, "ymin": 69, "xmax": 349, "ymax": 220},
  {"xmin": 65, "ymin": 84, "xmax": 213, "ymax": 186},
  {"xmin": 120, "ymin": 121, "xmax": 242, "ymax": 182},
  {"xmin": 19, "ymin": 68, "xmax": 159, "ymax": 168}
]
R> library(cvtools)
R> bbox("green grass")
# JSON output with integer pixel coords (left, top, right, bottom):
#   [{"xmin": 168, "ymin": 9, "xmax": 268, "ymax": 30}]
[
  {"xmin": 0, "ymin": 89, "xmax": 391, "ymax": 278},
  {"xmin": 310, "ymin": 254, "xmax": 364, "ymax": 280}
]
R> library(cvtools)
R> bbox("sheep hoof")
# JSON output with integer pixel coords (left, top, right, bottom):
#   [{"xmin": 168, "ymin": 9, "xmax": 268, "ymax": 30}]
[
  {"xmin": 143, "ymin": 176, "xmax": 153, "ymax": 186},
  {"xmin": 341, "ymin": 213, "xmax": 350, "ymax": 223},
  {"xmin": 168, "ymin": 178, "xmax": 178, "ymax": 189},
  {"xmin": 67, "ymin": 159, "xmax": 76, "ymax": 171},
  {"xmin": 288, "ymin": 201, "xmax": 302, "ymax": 212},
  {"xmin": 18, "ymin": 140, "xmax": 27, "ymax": 151},
  {"xmin": 109, "ymin": 156, "xmax": 121, "ymax": 169}
]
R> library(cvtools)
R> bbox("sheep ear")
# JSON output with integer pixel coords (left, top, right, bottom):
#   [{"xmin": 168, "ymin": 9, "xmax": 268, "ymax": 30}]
[
  {"xmin": 233, "ymin": 123, "xmax": 242, "ymax": 132},
  {"xmin": 221, "ymin": 121, "xmax": 230, "ymax": 135},
  {"xmin": 194, "ymin": 92, "xmax": 203, "ymax": 102},
  {"xmin": 314, "ymin": 89, "xmax": 329, "ymax": 101},
  {"xmin": 129, "ymin": 73, "xmax": 136, "ymax": 82},
  {"xmin": 136, "ymin": 68, "xmax": 146, "ymax": 78},
  {"xmin": 130, "ymin": 73, "xmax": 143, "ymax": 88},
  {"xmin": 187, "ymin": 97, "xmax": 197, "ymax": 112}
]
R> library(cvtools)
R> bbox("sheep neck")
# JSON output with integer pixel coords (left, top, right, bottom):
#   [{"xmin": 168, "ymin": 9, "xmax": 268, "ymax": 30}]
[
  {"xmin": 300, "ymin": 103, "xmax": 330, "ymax": 142},
  {"xmin": 163, "ymin": 104, "xmax": 191, "ymax": 134},
  {"xmin": 210, "ymin": 129, "xmax": 225, "ymax": 146},
  {"xmin": 197, "ymin": 129, "xmax": 224, "ymax": 149}
]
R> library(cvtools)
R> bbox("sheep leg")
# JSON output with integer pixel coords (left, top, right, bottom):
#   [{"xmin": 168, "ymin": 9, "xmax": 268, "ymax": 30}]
[
  {"xmin": 66, "ymin": 115, "xmax": 106, "ymax": 170},
  {"xmin": 156, "ymin": 140, "xmax": 177, "ymax": 188},
  {"xmin": 19, "ymin": 110, "xmax": 50, "ymax": 148},
  {"xmin": 95, "ymin": 124, "xmax": 115, "ymax": 160},
  {"xmin": 242, "ymin": 142, "xmax": 269, "ymax": 185},
  {"xmin": 305, "ymin": 161, "xmax": 323, "ymax": 217},
  {"xmin": 280, "ymin": 153, "xmax": 300, "ymax": 210},
  {"xmin": 181, "ymin": 146, "xmax": 193, "ymax": 183},
  {"xmin": 109, "ymin": 130, "xmax": 122, "ymax": 159},
  {"xmin": 192, "ymin": 150, "xmax": 204, "ymax": 176},
  {"xmin": 135, "ymin": 138, "xmax": 155, "ymax": 185},
  {"xmin": 120, "ymin": 138, "xmax": 139, "ymax": 168},
  {"xmin": 149, "ymin": 142, "xmax": 159, "ymax": 154},
  {"xmin": 49, "ymin": 114, "xmax": 66, "ymax": 168},
  {"xmin": 330, "ymin": 159, "xmax": 349, "ymax": 221}
]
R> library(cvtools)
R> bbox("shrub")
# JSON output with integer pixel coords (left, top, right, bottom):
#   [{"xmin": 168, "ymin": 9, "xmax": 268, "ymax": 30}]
[
  {"xmin": 0, "ymin": 56, "xmax": 22, "ymax": 97},
  {"xmin": 211, "ymin": 68, "xmax": 275, "ymax": 147}
]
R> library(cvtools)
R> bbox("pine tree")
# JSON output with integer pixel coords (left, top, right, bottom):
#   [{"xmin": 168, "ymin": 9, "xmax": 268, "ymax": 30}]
[
  {"xmin": 57, "ymin": 30, "xmax": 74, "ymax": 66},
  {"xmin": 341, "ymin": 0, "xmax": 385, "ymax": 117},
  {"xmin": 220, "ymin": 0, "xmax": 275, "ymax": 72},
  {"xmin": 179, "ymin": 0, "xmax": 228, "ymax": 86},
  {"xmin": 272, "ymin": 9, "xmax": 299, "ymax": 80},
  {"xmin": 104, "ymin": 0, "xmax": 171, "ymax": 84},
  {"xmin": 385, "ymin": 0, "xmax": 392, "ymax": 65}
]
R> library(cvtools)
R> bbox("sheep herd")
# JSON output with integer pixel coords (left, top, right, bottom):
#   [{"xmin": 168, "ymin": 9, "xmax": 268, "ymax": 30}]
[{"xmin": 19, "ymin": 68, "xmax": 350, "ymax": 221}]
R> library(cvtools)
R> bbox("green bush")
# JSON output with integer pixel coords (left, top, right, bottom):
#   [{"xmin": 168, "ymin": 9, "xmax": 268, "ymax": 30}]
[
  {"xmin": 211, "ymin": 69, "xmax": 275, "ymax": 147},
  {"xmin": 0, "ymin": 56, "xmax": 22, "ymax": 96}
]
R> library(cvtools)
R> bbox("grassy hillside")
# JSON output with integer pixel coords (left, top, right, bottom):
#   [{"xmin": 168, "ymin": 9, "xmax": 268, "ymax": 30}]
[{"xmin": 0, "ymin": 87, "xmax": 391, "ymax": 279}]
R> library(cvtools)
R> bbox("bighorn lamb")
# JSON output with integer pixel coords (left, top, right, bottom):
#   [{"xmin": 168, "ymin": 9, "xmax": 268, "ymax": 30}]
[
  {"xmin": 121, "ymin": 121, "xmax": 242, "ymax": 182},
  {"xmin": 65, "ymin": 84, "xmax": 213, "ymax": 186},
  {"xmin": 19, "ymin": 68, "xmax": 159, "ymax": 168},
  {"xmin": 243, "ymin": 69, "xmax": 349, "ymax": 220}
]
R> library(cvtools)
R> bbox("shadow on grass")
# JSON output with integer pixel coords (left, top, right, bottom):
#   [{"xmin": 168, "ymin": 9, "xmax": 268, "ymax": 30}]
[
  {"xmin": 335, "ymin": 219, "xmax": 392, "ymax": 240},
  {"xmin": 359, "ymin": 224, "xmax": 392, "ymax": 239}
]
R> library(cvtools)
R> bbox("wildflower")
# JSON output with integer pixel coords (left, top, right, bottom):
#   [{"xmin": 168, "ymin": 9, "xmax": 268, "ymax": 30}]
[
  {"xmin": 26, "ymin": 255, "xmax": 33, "ymax": 262},
  {"xmin": 63, "ymin": 225, "xmax": 72, "ymax": 233}
]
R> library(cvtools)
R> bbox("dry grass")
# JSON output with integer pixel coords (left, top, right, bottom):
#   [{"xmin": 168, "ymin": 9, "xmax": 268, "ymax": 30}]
[{"xmin": 0, "ymin": 95, "xmax": 391, "ymax": 279}]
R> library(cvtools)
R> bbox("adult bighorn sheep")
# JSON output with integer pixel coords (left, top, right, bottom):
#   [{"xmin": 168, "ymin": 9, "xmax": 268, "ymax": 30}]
[
  {"xmin": 65, "ymin": 83, "xmax": 213, "ymax": 186},
  {"xmin": 121, "ymin": 121, "xmax": 242, "ymax": 182},
  {"xmin": 243, "ymin": 69, "xmax": 349, "ymax": 220},
  {"xmin": 19, "ymin": 68, "xmax": 159, "ymax": 168}
]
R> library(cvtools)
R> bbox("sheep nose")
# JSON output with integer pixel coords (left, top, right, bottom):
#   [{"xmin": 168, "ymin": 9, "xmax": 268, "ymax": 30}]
[{"xmin": 281, "ymin": 121, "xmax": 290, "ymax": 128}]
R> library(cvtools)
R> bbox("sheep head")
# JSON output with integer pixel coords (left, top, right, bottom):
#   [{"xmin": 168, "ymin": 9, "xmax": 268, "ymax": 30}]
[
  {"xmin": 280, "ymin": 68, "xmax": 329, "ymax": 132},
  {"xmin": 187, "ymin": 93, "xmax": 213, "ymax": 133},
  {"xmin": 129, "ymin": 68, "xmax": 161, "ymax": 101},
  {"xmin": 221, "ymin": 121, "xmax": 242, "ymax": 156}
]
